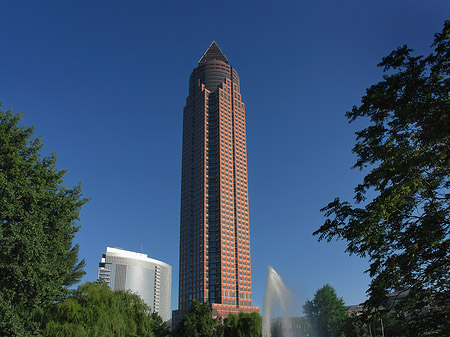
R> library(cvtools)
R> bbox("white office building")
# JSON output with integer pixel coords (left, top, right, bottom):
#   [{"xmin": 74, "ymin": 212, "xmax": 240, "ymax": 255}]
[{"xmin": 98, "ymin": 247, "xmax": 172, "ymax": 322}]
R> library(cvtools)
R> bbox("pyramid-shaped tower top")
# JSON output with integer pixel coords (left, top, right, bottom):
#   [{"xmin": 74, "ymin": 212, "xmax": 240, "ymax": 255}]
[{"xmin": 198, "ymin": 41, "xmax": 229, "ymax": 64}]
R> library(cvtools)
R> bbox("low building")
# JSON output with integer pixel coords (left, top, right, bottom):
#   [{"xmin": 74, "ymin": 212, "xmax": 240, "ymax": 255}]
[{"xmin": 98, "ymin": 247, "xmax": 172, "ymax": 322}]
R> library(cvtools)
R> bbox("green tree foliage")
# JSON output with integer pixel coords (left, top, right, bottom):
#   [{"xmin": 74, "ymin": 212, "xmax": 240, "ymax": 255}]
[
  {"xmin": 303, "ymin": 284, "xmax": 346, "ymax": 337},
  {"xmin": 315, "ymin": 21, "xmax": 450, "ymax": 335},
  {"xmin": 150, "ymin": 312, "xmax": 171, "ymax": 337},
  {"xmin": 223, "ymin": 311, "xmax": 262, "ymax": 337},
  {"xmin": 0, "ymin": 106, "xmax": 88, "ymax": 336},
  {"xmin": 62, "ymin": 243, "xmax": 86, "ymax": 287},
  {"xmin": 377, "ymin": 310, "xmax": 402, "ymax": 337},
  {"xmin": 173, "ymin": 300, "xmax": 219, "ymax": 337},
  {"xmin": 42, "ymin": 281, "xmax": 161, "ymax": 337},
  {"xmin": 340, "ymin": 314, "xmax": 367, "ymax": 337},
  {"xmin": 223, "ymin": 313, "xmax": 239, "ymax": 337}
]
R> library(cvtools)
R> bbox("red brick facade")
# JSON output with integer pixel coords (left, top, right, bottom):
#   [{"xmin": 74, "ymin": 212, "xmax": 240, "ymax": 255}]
[{"xmin": 173, "ymin": 42, "xmax": 259, "ymax": 325}]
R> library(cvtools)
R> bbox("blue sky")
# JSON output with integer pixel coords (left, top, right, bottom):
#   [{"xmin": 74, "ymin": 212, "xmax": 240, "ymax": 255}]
[{"xmin": 1, "ymin": 0, "xmax": 448, "ymax": 317}]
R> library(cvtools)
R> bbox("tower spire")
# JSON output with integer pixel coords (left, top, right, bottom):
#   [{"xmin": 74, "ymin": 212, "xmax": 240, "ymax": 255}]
[{"xmin": 198, "ymin": 41, "xmax": 229, "ymax": 64}]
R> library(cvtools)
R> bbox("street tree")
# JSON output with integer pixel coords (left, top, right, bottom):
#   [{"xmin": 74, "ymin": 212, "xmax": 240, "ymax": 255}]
[
  {"xmin": 315, "ymin": 21, "xmax": 450, "ymax": 335},
  {"xmin": 303, "ymin": 284, "xmax": 346, "ymax": 337},
  {"xmin": 42, "ymin": 282, "xmax": 158, "ymax": 337},
  {"xmin": 0, "ymin": 106, "xmax": 88, "ymax": 336}
]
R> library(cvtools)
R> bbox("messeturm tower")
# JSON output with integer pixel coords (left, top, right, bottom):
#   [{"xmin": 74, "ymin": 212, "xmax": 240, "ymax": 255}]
[{"xmin": 173, "ymin": 42, "xmax": 259, "ymax": 324}]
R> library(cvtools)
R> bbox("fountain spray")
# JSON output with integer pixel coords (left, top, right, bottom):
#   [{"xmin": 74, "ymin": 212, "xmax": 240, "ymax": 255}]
[{"xmin": 262, "ymin": 266, "xmax": 293, "ymax": 337}]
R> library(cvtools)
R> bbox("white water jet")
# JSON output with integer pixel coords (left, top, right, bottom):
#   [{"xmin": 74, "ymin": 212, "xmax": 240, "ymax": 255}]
[{"xmin": 262, "ymin": 266, "xmax": 293, "ymax": 337}]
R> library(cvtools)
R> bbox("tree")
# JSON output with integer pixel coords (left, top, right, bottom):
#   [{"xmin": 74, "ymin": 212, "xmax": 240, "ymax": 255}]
[
  {"xmin": 149, "ymin": 312, "xmax": 171, "ymax": 337},
  {"xmin": 223, "ymin": 311, "xmax": 262, "ymax": 337},
  {"xmin": 340, "ymin": 314, "xmax": 367, "ymax": 337},
  {"xmin": 223, "ymin": 313, "xmax": 239, "ymax": 337},
  {"xmin": 42, "ymin": 281, "xmax": 158, "ymax": 337},
  {"xmin": 62, "ymin": 243, "xmax": 86, "ymax": 287},
  {"xmin": 0, "ymin": 106, "xmax": 89, "ymax": 336},
  {"xmin": 315, "ymin": 21, "xmax": 450, "ymax": 335},
  {"xmin": 303, "ymin": 284, "xmax": 346, "ymax": 337},
  {"xmin": 173, "ymin": 300, "xmax": 219, "ymax": 337}
]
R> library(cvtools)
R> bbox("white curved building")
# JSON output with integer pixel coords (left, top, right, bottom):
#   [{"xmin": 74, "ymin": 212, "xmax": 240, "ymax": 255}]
[{"xmin": 98, "ymin": 247, "xmax": 172, "ymax": 321}]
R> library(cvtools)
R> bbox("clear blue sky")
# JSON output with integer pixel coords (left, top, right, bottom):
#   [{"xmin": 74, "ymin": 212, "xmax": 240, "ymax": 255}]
[{"xmin": 1, "ymin": 0, "xmax": 448, "ymax": 317}]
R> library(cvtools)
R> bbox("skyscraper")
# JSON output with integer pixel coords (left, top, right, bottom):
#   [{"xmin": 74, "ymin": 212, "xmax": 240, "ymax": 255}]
[
  {"xmin": 98, "ymin": 247, "xmax": 172, "ymax": 322},
  {"xmin": 173, "ymin": 42, "xmax": 259, "ymax": 323}
]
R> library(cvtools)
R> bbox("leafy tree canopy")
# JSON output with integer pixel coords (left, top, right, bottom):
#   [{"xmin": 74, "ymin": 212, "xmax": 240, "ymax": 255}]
[
  {"xmin": 149, "ymin": 311, "xmax": 171, "ymax": 337},
  {"xmin": 0, "ymin": 106, "xmax": 88, "ymax": 336},
  {"xmin": 340, "ymin": 314, "xmax": 367, "ymax": 337},
  {"xmin": 303, "ymin": 284, "xmax": 346, "ymax": 337},
  {"xmin": 42, "ymin": 281, "xmax": 161, "ymax": 337},
  {"xmin": 223, "ymin": 311, "xmax": 262, "ymax": 337},
  {"xmin": 173, "ymin": 300, "xmax": 219, "ymax": 337},
  {"xmin": 315, "ymin": 21, "xmax": 450, "ymax": 335}
]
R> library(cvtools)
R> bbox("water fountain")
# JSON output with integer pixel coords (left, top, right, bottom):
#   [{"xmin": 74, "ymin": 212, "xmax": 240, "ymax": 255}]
[{"xmin": 262, "ymin": 266, "xmax": 294, "ymax": 337}]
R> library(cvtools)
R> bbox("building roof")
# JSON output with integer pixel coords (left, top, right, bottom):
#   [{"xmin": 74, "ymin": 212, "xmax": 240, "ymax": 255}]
[
  {"xmin": 198, "ymin": 41, "xmax": 228, "ymax": 64},
  {"xmin": 105, "ymin": 247, "xmax": 172, "ymax": 268}
]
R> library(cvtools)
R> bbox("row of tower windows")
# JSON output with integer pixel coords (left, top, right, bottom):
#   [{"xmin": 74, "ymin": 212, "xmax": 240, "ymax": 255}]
[{"xmin": 179, "ymin": 64, "xmax": 255, "ymax": 312}]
